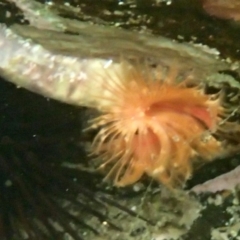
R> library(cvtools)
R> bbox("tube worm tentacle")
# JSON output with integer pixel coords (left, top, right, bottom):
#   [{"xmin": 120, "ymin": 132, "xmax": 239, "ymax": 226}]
[{"xmin": 86, "ymin": 61, "xmax": 229, "ymax": 187}]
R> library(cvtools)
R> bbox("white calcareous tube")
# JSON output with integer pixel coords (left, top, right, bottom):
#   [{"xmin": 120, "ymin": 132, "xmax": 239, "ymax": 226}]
[
  {"xmin": 0, "ymin": 21, "xmax": 239, "ymax": 110},
  {"xmin": 0, "ymin": 24, "xmax": 123, "ymax": 108}
]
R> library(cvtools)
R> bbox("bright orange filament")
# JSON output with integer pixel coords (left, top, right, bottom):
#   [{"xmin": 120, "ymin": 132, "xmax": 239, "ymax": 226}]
[{"xmin": 88, "ymin": 64, "xmax": 223, "ymax": 187}]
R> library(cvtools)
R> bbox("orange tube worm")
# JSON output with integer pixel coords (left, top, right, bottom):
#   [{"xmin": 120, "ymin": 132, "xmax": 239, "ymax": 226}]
[{"xmin": 86, "ymin": 61, "xmax": 226, "ymax": 187}]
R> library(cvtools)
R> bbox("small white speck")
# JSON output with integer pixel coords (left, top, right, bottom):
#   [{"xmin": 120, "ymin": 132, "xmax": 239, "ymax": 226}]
[
  {"xmin": 131, "ymin": 206, "xmax": 137, "ymax": 211},
  {"xmin": 104, "ymin": 59, "xmax": 113, "ymax": 69},
  {"xmin": 172, "ymin": 135, "xmax": 180, "ymax": 142}
]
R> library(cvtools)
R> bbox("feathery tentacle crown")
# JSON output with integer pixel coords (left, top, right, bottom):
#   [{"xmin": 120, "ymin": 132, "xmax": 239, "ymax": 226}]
[{"xmin": 87, "ymin": 61, "xmax": 224, "ymax": 187}]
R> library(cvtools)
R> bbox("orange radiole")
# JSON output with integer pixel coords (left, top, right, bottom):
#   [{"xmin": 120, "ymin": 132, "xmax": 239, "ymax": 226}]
[{"xmin": 87, "ymin": 62, "xmax": 224, "ymax": 187}]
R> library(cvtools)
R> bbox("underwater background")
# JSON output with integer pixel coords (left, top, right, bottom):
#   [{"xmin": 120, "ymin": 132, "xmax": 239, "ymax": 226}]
[{"xmin": 0, "ymin": 0, "xmax": 240, "ymax": 239}]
